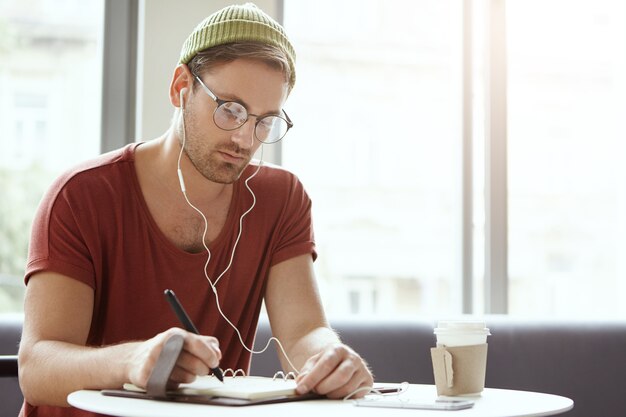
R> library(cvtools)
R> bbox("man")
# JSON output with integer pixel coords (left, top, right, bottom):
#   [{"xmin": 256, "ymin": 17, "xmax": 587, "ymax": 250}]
[{"xmin": 17, "ymin": 3, "xmax": 373, "ymax": 416}]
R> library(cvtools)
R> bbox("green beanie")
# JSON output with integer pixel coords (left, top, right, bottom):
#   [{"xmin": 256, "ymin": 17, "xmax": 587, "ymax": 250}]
[{"xmin": 179, "ymin": 2, "xmax": 296, "ymax": 88}]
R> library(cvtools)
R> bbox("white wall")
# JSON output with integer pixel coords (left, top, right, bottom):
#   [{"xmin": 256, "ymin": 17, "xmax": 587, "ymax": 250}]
[{"xmin": 136, "ymin": 0, "xmax": 281, "ymax": 163}]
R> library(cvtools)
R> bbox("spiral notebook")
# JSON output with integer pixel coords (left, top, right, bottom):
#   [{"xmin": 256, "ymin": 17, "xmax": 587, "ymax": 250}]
[
  {"xmin": 122, "ymin": 375, "xmax": 298, "ymax": 400},
  {"xmin": 101, "ymin": 334, "xmax": 318, "ymax": 406}
]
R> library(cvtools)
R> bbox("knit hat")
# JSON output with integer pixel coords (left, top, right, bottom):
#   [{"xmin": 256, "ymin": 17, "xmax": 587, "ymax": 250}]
[{"xmin": 179, "ymin": 3, "xmax": 296, "ymax": 88}]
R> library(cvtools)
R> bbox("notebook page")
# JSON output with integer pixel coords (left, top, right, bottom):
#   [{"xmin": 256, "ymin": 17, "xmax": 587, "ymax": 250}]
[{"xmin": 124, "ymin": 376, "xmax": 297, "ymax": 400}]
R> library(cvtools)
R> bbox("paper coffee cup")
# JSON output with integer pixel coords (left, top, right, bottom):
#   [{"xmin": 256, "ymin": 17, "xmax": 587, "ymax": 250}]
[
  {"xmin": 434, "ymin": 321, "xmax": 490, "ymax": 347},
  {"xmin": 431, "ymin": 321, "xmax": 490, "ymax": 396}
]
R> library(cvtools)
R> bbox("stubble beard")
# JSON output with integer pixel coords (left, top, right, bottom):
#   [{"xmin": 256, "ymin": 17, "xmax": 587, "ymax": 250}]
[
  {"xmin": 197, "ymin": 151, "xmax": 249, "ymax": 184},
  {"xmin": 181, "ymin": 132, "xmax": 251, "ymax": 184},
  {"xmin": 178, "ymin": 111, "xmax": 251, "ymax": 185}
]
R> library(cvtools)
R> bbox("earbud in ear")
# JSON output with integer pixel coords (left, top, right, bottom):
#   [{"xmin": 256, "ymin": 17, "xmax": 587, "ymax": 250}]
[
  {"xmin": 179, "ymin": 88, "xmax": 187, "ymax": 109},
  {"xmin": 177, "ymin": 86, "xmax": 188, "ymax": 194}
]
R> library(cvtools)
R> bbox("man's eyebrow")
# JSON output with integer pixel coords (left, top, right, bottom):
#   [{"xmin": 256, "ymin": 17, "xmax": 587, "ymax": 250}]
[{"xmin": 218, "ymin": 91, "xmax": 281, "ymax": 116}]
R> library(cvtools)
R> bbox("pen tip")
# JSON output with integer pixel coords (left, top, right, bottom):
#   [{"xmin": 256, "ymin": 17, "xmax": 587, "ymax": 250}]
[{"xmin": 213, "ymin": 368, "xmax": 224, "ymax": 382}]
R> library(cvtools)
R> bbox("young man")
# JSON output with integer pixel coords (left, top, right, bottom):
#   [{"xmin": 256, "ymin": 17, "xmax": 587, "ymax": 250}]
[{"xmin": 17, "ymin": 4, "xmax": 373, "ymax": 416}]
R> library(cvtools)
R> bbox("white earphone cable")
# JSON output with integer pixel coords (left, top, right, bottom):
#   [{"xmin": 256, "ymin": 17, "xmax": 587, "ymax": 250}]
[{"xmin": 177, "ymin": 91, "xmax": 300, "ymax": 373}]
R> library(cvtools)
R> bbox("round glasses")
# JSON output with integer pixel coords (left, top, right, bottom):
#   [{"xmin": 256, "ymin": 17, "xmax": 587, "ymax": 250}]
[{"xmin": 194, "ymin": 76, "xmax": 293, "ymax": 144}]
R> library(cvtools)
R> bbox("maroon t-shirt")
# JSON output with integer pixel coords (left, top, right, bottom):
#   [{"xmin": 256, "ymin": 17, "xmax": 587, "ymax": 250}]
[{"xmin": 22, "ymin": 143, "xmax": 316, "ymax": 417}]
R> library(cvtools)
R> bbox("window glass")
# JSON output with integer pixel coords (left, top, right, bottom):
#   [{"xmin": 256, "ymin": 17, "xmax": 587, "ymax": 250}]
[
  {"xmin": 283, "ymin": 0, "xmax": 463, "ymax": 316},
  {"xmin": 0, "ymin": 0, "xmax": 104, "ymax": 312},
  {"xmin": 507, "ymin": 0, "xmax": 626, "ymax": 317}
]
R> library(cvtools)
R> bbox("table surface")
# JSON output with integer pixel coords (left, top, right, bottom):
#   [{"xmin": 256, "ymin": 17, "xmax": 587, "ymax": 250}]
[{"xmin": 68, "ymin": 384, "xmax": 573, "ymax": 417}]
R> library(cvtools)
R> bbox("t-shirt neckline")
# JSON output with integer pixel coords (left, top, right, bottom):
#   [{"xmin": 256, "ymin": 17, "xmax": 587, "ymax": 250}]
[{"xmin": 125, "ymin": 142, "xmax": 243, "ymax": 258}]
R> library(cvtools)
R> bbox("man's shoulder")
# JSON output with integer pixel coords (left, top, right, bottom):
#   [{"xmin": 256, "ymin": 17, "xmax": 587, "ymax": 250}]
[
  {"xmin": 44, "ymin": 143, "xmax": 138, "ymax": 206},
  {"xmin": 54, "ymin": 143, "xmax": 137, "ymax": 189},
  {"xmin": 241, "ymin": 162, "xmax": 311, "ymax": 212},
  {"xmin": 247, "ymin": 160, "xmax": 302, "ymax": 187}
]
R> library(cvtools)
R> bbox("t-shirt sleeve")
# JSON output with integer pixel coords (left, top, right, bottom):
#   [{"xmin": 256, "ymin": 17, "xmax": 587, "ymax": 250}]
[
  {"xmin": 25, "ymin": 176, "xmax": 96, "ymax": 288},
  {"xmin": 270, "ymin": 174, "xmax": 317, "ymax": 266}
]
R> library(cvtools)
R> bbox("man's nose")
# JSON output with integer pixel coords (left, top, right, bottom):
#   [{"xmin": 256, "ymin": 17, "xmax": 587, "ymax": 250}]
[{"xmin": 230, "ymin": 119, "xmax": 255, "ymax": 149}]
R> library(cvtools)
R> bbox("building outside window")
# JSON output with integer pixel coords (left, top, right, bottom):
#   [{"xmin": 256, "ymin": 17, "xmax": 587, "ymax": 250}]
[
  {"xmin": 0, "ymin": 0, "xmax": 103, "ymax": 312},
  {"xmin": 282, "ymin": 0, "xmax": 464, "ymax": 316}
]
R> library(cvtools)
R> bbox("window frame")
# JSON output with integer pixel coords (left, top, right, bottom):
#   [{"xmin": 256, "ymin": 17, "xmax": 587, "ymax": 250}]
[{"xmin": 101, "ymin": 0, "xmax": 139, "ymax": 152}]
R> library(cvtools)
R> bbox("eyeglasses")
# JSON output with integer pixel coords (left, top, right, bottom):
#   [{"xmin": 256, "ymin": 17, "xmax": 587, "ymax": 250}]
[{"xmin": 194, "ymin": 75, "xmax": 293, "ymax": 144}]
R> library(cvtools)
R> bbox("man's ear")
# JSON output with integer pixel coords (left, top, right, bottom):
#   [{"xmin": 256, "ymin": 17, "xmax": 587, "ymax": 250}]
[{"xmin": 169, "ymin": 64, "xmax": 193, "ymax": 108}]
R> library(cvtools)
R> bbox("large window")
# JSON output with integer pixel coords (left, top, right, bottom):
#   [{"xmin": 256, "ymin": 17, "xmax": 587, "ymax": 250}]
[
  {"xmin": 506, "ymin": 0, "xmax": 626, "ymax": 316},
  {"xmin": 3, "ymin": 0, "xmax": 625, "ymax": 318},
  {"xmin": 283, "ymin": 0, "xmax": 626, "ymax": 317},
  {"xmin": 0, "ymin": 0, "xmax": 104, "ymax": 312},
  {"xmin": 283, "ymin": 0, "xmax": 464, "ymax": 316}
]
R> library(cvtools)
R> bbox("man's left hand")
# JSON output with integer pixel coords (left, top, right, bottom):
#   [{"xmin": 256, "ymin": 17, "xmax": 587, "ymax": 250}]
[{"xmin": 295, "ymin": 343, "xmax": 373, "ymax": 399}]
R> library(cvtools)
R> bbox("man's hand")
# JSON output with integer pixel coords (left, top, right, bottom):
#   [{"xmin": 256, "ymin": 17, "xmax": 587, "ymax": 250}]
[
  {"xmin": 295, "ymin": 343, "xmax": 373, "ymax": 399},
  {"xmin": 126, "ymin": 327, "xmax": 221, "ymax": 388}
]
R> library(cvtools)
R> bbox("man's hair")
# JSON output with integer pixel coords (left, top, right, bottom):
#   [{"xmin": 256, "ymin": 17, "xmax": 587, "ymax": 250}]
[
  {"xmin": 187, "ymin": 42, "xmax": 293, "ymax": 92},
  {"xmin": 170, "ymin": 41, "xmax": 293, "ymax": 126}
]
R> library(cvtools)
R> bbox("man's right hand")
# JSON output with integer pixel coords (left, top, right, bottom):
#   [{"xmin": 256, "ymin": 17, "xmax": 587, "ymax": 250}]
[{"xmin": 126, "ymin": 327, "xmax": 222, "ymax": 388}]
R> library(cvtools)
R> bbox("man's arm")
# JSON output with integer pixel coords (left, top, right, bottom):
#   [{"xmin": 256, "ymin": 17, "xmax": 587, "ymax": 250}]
[
  {"xmin": 264, "ymin": 254, "xmax": 373, "ymax": 399},
  {"xmin": 18, "ymin": 273, "xmax": 221, "ymax": 407}
]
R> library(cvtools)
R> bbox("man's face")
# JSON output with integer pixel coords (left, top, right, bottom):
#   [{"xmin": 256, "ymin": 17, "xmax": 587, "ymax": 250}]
[{"xmin": 181, "ymin": 58, "xmax": 289, "ymax": 184}]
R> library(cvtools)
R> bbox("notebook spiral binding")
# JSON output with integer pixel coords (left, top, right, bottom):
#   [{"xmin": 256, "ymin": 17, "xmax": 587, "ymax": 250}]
[
  {"xmin": 220, "ymin": 368, "xmax": 246, "ymax": 377},
  {"xmin": 272, "ymin": 371, "xmax": 297, "ymax": 381},
  {"xmin": 211, "ymin": 368, "xmax": 297, "ymax": 381}
]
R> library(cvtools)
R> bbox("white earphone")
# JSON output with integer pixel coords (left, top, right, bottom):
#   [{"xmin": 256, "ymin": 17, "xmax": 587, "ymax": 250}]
[
  {"xmin": 179, "ymin": 87, "xmax": 187, "ymax": 109},
  {"xmin": 173, "ymin": 81, "xmax": 297, "ymax": 372},
  {"xmin": 177, "ymin": 87, "xmax": 188, "ymax": 193}
]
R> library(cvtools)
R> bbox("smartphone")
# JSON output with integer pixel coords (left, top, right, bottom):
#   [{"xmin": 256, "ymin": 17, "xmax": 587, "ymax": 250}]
[{"xmin": 354, "ymin": 398, "xmax": 475, "ymax": 410}]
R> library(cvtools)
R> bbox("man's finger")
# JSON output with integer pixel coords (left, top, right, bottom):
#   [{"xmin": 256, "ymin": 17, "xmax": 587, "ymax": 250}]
[
  {"xmin": 184, "ymin": 334, "xmax": 222, "ymax": 369},
  {"xmin": 296, "ymin": 345, "xmax": 346, "ymax": 394},
  {"xmin": 310, "ymin": 357, "xmax": 357, "ymax": 396}
]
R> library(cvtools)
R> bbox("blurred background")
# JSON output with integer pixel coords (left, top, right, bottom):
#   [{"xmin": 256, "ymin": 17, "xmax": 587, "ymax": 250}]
[{"xmin": 1, "ymin": 0, "xmax": 625, "ymax": 319}]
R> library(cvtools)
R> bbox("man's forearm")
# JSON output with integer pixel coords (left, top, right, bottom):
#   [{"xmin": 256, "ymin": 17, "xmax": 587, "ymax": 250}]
[
  {"xmin": 19, "ymin": 340, "xmax": 138, "ymax": 407},
  {"xmin": 281, "ymin": 326, "xmax": 340, "ymax": 373}
]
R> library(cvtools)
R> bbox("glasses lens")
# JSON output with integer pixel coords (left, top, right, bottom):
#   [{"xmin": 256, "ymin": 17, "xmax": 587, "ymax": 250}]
[
  {"xmin": 255, "ymin": 116, "xmax": 289, "ymax": 143},
  {"xmin": 214, "ymin": 102, "xmax": 247, "ymax": 130}
]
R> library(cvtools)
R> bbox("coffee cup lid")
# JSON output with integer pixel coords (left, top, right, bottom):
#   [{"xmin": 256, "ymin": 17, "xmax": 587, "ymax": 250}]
[
  {"xmin": 434, "ymin": 320, "xmax": 491, "ymax": 335},
  {"xmin": 436, "ymin": 320, "xmax": 486, "ymax": 329}
]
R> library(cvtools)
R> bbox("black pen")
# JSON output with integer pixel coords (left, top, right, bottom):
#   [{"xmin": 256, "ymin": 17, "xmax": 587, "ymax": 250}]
[{"xmin": 164, "ymin": 289, "xmax": 224, "ymax": 382}]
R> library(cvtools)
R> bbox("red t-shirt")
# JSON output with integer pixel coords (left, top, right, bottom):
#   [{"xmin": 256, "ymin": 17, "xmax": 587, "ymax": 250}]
[{"xmin": 22, "ymin": 143, "xmax": 316, "ymax": 417}]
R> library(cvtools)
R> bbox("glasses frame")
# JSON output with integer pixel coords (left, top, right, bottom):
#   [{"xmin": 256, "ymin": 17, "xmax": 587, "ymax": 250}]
[{"xmin": 193, "ymin": 75, "xmax": 293, "ymax": 144}]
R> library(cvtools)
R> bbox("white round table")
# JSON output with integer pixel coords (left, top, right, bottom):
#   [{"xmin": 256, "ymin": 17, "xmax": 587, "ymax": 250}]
[{"xmin": 68, "ymin": 384, "xmax": 573, "ymax": 417}]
